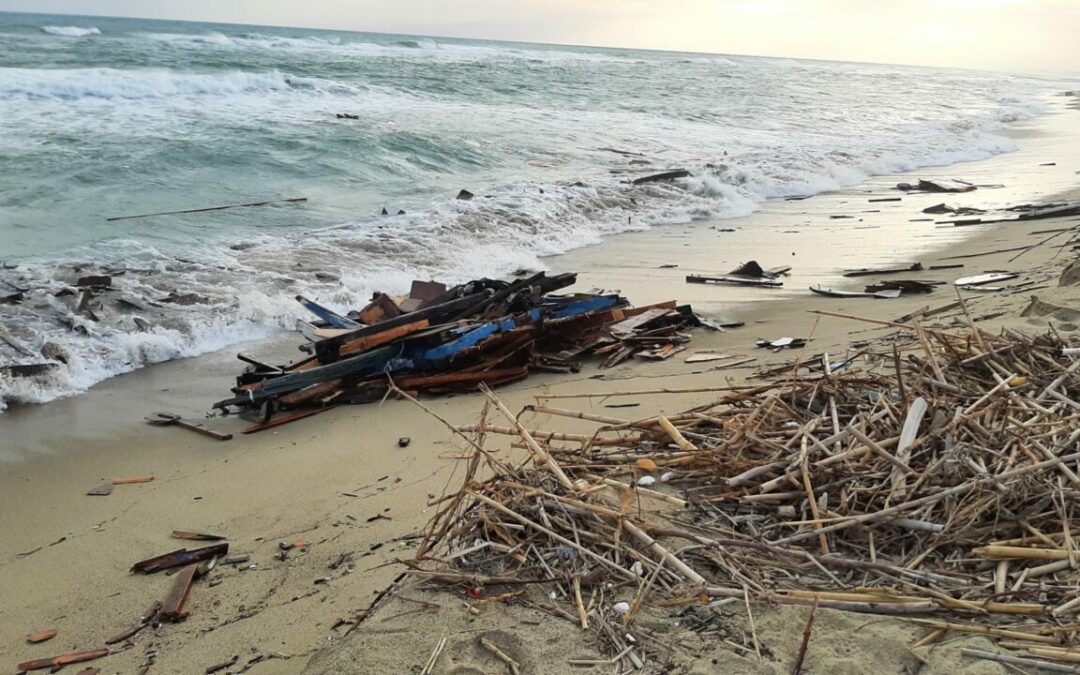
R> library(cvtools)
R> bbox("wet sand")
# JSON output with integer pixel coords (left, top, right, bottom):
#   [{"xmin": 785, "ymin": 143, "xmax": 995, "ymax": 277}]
[{"xmin": 1, "ymin": 96, "xmax": 1078, "ymax": 673}]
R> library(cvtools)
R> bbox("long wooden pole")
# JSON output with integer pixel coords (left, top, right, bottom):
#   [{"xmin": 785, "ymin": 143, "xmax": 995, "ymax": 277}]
[{"xmin": 107, "ymin": 197, "xmax": 306, "ymax": 221}]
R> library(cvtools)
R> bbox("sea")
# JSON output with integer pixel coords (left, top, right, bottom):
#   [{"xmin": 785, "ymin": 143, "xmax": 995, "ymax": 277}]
[{"xmin": 0, "ymin": 11, "xmax": 1065, "ymax": 410}]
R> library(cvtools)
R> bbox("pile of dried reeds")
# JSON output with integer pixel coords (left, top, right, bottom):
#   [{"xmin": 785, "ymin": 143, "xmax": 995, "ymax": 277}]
[{"xmin": 400, "ymin": 309, "xmax": 1080, "ymax": 671}]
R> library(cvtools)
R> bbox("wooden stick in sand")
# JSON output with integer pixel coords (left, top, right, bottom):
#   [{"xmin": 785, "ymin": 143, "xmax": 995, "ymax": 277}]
[
  {"xmin": 961, "ymin": 648, "xmax": 1080, "ymax": 674},
  {"xmin": 107, "ymin": 197, "xmax": 307, "ymax": 221},
  {"xmin": 799, "ymin": 434, "xmax": 829, "ymax": 556},
  {"xmin": 572, "ymin": 576, "xmax": 588, "ymax": 630},
  {"xmin": 480, "ymin": 637, "xmax": 522, "ymax": 675},
  {"xmin": 743, "ymin": 586, "xmax": 762, "ymax": 663},
  {"xmin": 790, "ymin": 599, "xmax": 819, "ymax": 675},
  {"xmin": 910, "ymin": 619, "xmax": 1058, "ymax": 644},
  {"xmin": 420, "ymin": 637, "xmax": 448, "ymax": 675},
  {"xmin": 482, "ymin": 385, "xmax": 575, "ymax": 490},
  {"xmin": 658, "ymin": 416, "xmax": 698, "ymax": 451},
  {"xmin": 535, "ymin": 384, "xmax": 766, "ymax": 400}
]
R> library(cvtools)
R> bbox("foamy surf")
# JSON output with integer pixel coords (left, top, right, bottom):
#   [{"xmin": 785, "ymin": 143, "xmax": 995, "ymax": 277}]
[
  {"xmin": 0, "ymin": 67, "xmax": 304, "ymax": 100},
  {"xmin": 137, "ymin": 30, "xmax": 639, "ymax": 62},
  {"xmin": 0, "ymin": 12, "xmax": 1065, "ymax": 411},
  {"xmin": 41, "ymin": 25, "xmax": 100, "ymax": 37},
  {"xmin": 0, "ymin": 126, "xmax": 1038, "ymax": 413}
]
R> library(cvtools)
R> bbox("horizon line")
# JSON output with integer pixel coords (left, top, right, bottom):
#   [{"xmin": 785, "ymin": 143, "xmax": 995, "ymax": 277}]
[{"xmin": 2, "ymin": 8, "xmax": 1061, "ymax": 79}]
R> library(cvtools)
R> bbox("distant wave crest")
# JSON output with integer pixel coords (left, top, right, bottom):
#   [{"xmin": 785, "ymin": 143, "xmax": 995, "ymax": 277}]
[
  {"xmin": 41, "ymin": 26, "xmax": 101, "ymax": 37},
  {"xmin": 389, "ymin": 38, "xmax": 438, "ymax": 49},
  {"xmin": 136, "ymin": 30, "xmax": 634, "ymax": 63}
]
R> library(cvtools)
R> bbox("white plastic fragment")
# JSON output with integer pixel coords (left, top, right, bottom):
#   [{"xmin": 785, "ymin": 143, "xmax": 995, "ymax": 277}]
[
  {"xmin": 613, "ymin": 601, "xmax": 630, "ymax": 615},
  {"xmin": 637, "ymin": 475, "xmax": 656, "ymax": 487}
]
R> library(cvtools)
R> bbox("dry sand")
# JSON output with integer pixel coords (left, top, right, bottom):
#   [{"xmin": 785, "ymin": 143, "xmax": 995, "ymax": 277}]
[{"xmin": 2, "ymin": 97, "xmax": 1078, "ymax": 674}]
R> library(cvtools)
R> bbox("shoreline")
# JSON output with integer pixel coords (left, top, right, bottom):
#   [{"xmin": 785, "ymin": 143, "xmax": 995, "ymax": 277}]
[
  {"xmin": 1, "ymin": 93, "xmax": 1072, "ymax": 444},
  {"xmin": 0, "ymin": 89, "xmax": 1068, "ymax": 415},
  {"xmin": 2, "ymin": 99, "xmax": 1078, "ymax": 673}
]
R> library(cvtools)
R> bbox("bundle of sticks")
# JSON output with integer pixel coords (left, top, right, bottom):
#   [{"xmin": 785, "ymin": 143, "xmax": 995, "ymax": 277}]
[{"xmin": 402, "ymin": 310, "xmax": 1080, "ymax": 670}]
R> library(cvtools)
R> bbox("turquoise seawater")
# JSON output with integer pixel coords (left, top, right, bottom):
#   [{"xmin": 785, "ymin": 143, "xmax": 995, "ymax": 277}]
[{"xmin": 0, "ymin": 11, "xmax": 1063, "ymax": 407}]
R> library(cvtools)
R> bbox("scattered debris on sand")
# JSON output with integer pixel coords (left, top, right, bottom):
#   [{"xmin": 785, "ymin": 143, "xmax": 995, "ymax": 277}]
[
  {"xmin": 896, "ymin": 178, "xmax": 977, "ymax": 193},
  {"xmin": 842, "ymin": 262, "xmax": 923, "ymax": 278},
  {"xmin": 145, "ymin": 412, "xmax": 232, "ymax": 441},
  {"xmin": 687, "ymin": 260, "xmax": 791, "ymax": 288},
  {"xmin": 810, "ymin": 285, "xmax": 901, "ymax": 299}
]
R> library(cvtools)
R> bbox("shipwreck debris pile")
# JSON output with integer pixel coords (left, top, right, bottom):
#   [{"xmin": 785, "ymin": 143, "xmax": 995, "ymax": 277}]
[
  {"xmin": 214, "ymin": 272, "xmax": 712, "ymax": 430},
  {"xmin": 402, "ymin": 315, "xmax": 1080, "ymax": 671}
]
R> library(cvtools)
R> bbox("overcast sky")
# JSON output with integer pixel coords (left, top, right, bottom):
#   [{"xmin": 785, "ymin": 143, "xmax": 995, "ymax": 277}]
[{"xmin": 3, "ymin": 0, "xmax": 1078, "ymax": 72}]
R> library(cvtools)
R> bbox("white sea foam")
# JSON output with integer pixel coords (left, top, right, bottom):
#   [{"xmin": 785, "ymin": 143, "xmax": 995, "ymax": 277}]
[
  {"xmin": 0, "ymin": 101, "xmax": 1034, "ymax": 413},
  {"xmin": 41, "ymin": 25, "xmax": 101, "ymax": 37},
  {"xmin": 0, "ymin": 25, "xmax": 1063, "ymax": 411},
  {"xmin": 0, "ymin": 67, "xmax": 305, "ymax": 100},
  {"xmin": 140, "ymin": 31, "xmax": 235, "ymax": 47},
  {"xmin": 137, "ymin": 30, "xmax": 641, "ymax": 63}
]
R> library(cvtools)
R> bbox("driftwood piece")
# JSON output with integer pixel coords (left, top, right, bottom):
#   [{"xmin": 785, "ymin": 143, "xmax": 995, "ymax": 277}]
[
  {"xmin": 25, "ymin": 629, "xmax": 57, "ymax": 644},
  {"xmin": 632, "ymin": 169, "xmax": 690, "ymax": 185},
  {"xmin": 17, "ymin": 650, "xmax": 109, "ymax": 672},
  {"xmin": 159, "ymin": 564, "xmax": 198, "ymax": 622},
  {"xmin": 107, "ymin": 197, "xmax": 306, "ymax": 221},
  {"xmin": 131, "ymin": 543, "xmax": 229, "ymax": 574}
]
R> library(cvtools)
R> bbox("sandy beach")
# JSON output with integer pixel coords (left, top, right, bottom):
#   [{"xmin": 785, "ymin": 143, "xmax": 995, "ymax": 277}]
[{"xmin": 2, "ymin": 96, "xmax": 1079, "ymax": 674}]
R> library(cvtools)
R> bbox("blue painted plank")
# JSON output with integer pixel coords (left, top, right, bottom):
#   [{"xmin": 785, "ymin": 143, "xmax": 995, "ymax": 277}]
[
  {"xmin": 550, "ymin": 295, "xmax": 620, "ymax": 318},
  {"xmin": 419, "ymin": 309, "xmax": 541, "ymax": 363},
  {"xmin": 295, "ymin": 295, "xmax": 362, "ymax": 329}
]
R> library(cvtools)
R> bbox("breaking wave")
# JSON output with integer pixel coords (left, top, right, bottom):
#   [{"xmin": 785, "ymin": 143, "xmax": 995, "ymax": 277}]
[
  {"xmin": 0, "ymin": 110, "xmax": 1034, "ymax": 413},
  {"xmin": 41, "ymin": 25, "xmax": 101, "ymax": 37},
  {"xmin": 0, "ymin": 18, "xmax": 1062, "ymax": 411},
  {"xmin": 139, "ymin": 31, "xmax": 235, "ymax": 47},
  {"xmin": 136, "ymin": 30, "xmax": 636, "ymax": 62},
  {"xmin": 389, "ymin": 39, "xmax": 437, "ymax": 49},
  {"xmin": 0, "ymin": 67, "xmax": 313, "ymax": 100}
]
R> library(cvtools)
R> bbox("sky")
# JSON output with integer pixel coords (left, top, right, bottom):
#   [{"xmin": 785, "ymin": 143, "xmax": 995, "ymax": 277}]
[{"xmin": 2, "ymin": 0, "xmax": 1078, "ymax": 73}]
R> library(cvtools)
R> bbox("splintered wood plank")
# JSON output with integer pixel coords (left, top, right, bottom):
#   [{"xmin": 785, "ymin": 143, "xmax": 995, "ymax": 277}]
[
  {"xmin": 396, "ymin": 367, "xmax": 529, "ymax": 390},
  {"xmin": 26, "ymin": 629, "xmax": 57, "ymax": 644},
  {"xmin": 339, "ymin": 319, "xmax": 430, "ymax": 357},
  {"xmin": 160, "ymin": 564, "xmax": 198, "ymax": 622},
  {"xmin": 17, "ymin": 649, "xmax": 109, "ymax": 672},
  {"xmin": 242, "ymin": 407, "xmax": 331, "ymax": 434},
  {"xmin": 112, "ymin": 476, "xmax": 154, "ymax": 485}
]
